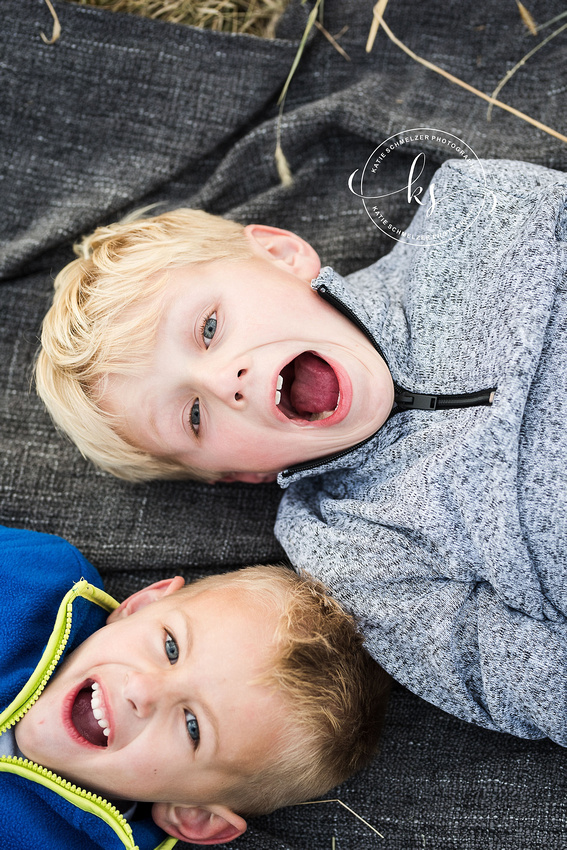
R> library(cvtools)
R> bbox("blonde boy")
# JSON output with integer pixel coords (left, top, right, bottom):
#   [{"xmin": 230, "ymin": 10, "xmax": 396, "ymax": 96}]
[{"xmin": 36, "ymin": 207, "xmax": 393, "ymax": 483}]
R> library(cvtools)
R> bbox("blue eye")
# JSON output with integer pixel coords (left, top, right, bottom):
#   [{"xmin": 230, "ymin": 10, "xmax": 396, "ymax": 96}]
[
  {"xmin": 185, "ymin": 710, "xmax": 200, "ymax": 746},
  {"xmin": 202, "ymin": 313, "xmax": 217, "ymax": 348},
  {"xmin": 165, "ymin": 632, "xmax": 179, "ymax": 664},
  {"xmin": 190, "ymin": 399, "xmax": 200, "ymax": 435}
]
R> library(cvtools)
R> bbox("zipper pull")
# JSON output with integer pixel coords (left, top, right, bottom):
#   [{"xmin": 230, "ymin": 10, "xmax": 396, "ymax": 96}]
[
  {"xmin": 395, "ymin": 390, "xmax": 441, "ymax": 410},
  {"xmin": 394, "ymin": 385, "xmax": 496, "ymax": 411}
]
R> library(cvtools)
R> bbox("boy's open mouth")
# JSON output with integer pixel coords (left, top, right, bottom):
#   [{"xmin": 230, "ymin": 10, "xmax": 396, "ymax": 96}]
[
  {"xmin": 276, "ymin": 352, "xmax": 340, "ymax": 421},
  {"xmin": 71, "ymin": 680, "xmax": 110, "ymax": 747}
]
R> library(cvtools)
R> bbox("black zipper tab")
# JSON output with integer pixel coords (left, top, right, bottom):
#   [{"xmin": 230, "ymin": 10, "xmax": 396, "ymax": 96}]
[
  {"xmin": 394, "ymin": 385, "xmax": 496, "ymax": 412},
  {"xmin": 395, "ymin": 390, "xmax": 440, "ymax": 411}
]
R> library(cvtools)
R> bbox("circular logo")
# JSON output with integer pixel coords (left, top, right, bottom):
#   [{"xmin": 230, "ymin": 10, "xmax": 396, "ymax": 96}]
[{"xmin": 349, "ymin": 128, "xmax": 491, "ymax": 246}]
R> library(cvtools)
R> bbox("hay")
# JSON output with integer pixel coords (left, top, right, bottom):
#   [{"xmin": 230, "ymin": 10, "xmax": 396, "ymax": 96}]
[
  {"xmin": 516, "ymin": 1, "xmax": 538, "ymax": 36},
  {"xmin": 366, "ymin": 0, "xmax": 389, "ymax": 53},
  {"xmin": 368, "ymin": 13, "xmax": 567, "ymax": 145},
  {"xmin": 487, "ymin": 9, "xmax": 567, "ymax": 120},
  {"xmin": 66, "ymin": 0, "xmax": 290, "ymax": 37},
  {"xmin": 41, "ymin": 0, "xmax": 62, "ymax": 42},
  {"xmin": 298, "ymin": 798, "xmax": 384, "ymax": 839}
]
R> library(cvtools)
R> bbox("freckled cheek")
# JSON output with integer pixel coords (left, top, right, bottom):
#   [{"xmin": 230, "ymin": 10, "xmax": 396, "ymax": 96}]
[{"xmin": 124, "ymin": 749, "xmax": 168, "ymax": 782}]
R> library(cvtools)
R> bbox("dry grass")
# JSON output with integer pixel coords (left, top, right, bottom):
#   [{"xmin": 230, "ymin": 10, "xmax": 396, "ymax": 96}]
[
  {"xmin": 66, "ymin": 0, "xmax": 290, "ymax": 37},
  {"xmin": 366, "ymin": 7, "xmax": 567, "ymax": 146}
]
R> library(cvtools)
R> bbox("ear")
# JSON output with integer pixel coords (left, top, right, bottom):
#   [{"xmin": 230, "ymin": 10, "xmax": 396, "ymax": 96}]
[
  {"xmin": 152, "ymin": 802, "xmax": 247, "ymax": 845},
  {"xmin": 244, "ymin": 224, "xmax": 320, "ymax": 282},
  {"xmin": 217, "ymin": 471, "xmax": 278, "ymax": 484},
  {"xmin": 107, "ymin": 576, "xmax": 186, "ymax": 623}
]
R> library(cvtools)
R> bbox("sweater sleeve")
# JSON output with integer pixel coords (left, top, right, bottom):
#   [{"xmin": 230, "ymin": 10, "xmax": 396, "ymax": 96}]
[
  {"xmin": 275, "ymin": 496, "xmax": 567, "ymax": 743},
  {"xmin": 360, "ymin": 570, "xmax": 567, "ymax": 742}
]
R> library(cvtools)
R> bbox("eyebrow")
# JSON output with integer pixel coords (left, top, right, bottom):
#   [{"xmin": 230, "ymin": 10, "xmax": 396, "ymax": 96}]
[
  {"xmin": 146, "ymin": 404, "xmax": 162, "ymax": 447},
  {"xmin": 141, "ymin": 296, "xmax": 200, "ymax": 451},
  {"xmin": 178, "ymin": 607, "xmax": 219, "ymax": 753},
  {"xmin": 126, "ymin": 392, "xmax": 166, "ymax": 453},
  {"xmin": 143, "ymin": 387, "xmax": 198, "ymax": 455}
]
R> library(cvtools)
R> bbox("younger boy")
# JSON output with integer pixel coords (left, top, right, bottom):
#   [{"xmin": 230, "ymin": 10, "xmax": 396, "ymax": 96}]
[
  {"xmin": 0, "ymin": 524, "xmax": 390, "ymax": 850},
  {"xmin": 36, "ymin": 158, "xmax": 567, "ymax": 746}
]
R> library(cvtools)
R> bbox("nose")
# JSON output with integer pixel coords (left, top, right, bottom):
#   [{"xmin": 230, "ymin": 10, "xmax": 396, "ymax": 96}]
[
  {"xmin": 124, "ymin": 670, "xmax": 161, "ymax": 718},
  {"xmin": 196, "ymin": 353, "xmax": 249, "ymax": 407}
]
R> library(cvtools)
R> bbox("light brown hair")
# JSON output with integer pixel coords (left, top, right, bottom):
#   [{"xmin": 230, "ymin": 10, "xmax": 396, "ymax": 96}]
[{"xmin": 180, "ymin": 565, "xmax": 391, "ymax": 816}]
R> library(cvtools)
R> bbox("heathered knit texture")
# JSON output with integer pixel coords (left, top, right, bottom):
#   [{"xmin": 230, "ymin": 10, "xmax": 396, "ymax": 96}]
[{"xmin": 276, "ymin": 159, "xmax": 567, "ymax": 742}]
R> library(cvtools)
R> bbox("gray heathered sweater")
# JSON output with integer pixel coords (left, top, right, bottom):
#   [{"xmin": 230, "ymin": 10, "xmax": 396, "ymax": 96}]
[{"xmin": 275, "ymin": 159, "xmax": 567, "ymax": 743}]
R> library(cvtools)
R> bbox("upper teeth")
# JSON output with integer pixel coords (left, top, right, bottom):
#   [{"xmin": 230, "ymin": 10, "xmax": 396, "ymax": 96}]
[{"xmin": 91, "ymin": 682, "xmax": 111, "ymax": 738}]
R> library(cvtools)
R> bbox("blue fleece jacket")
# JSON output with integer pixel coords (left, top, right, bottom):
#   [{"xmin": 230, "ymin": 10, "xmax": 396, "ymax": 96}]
[
  {"xmin": 276, "ymin": 159, "xmax": 567, "ymax": 744},
  {"xmin": 0, "ymin": 525, "xmax": 174, "ymax": 850}
]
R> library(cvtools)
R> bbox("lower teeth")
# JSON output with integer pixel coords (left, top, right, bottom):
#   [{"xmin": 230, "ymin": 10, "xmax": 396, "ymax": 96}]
[{"xmin": 308, "ymin": 392, "xmax": 340, "ymax": 421}]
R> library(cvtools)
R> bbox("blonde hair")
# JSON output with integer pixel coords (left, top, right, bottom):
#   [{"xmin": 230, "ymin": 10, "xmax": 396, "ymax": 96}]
[
  {"xmin": 35, "ymin": 209, "xmax": 254, "ymax": 481},
  {"xmin": 178, "ymin": 565, "xmax": 391, "ymax": 816}
]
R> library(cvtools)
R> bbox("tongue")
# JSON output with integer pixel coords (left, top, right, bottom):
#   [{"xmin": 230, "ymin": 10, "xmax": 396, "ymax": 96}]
[
  {"xmin": 72, "ymin": 688, "xmax": 107, "ymax": 747},
  {"xmin": 290, "ymin": 353, "xmax": 339, "ymax": 415}
]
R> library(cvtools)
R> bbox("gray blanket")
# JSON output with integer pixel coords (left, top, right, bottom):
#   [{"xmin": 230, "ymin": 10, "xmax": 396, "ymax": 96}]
[{"xmin": 2, "ymin": 0, "xmax": 567, "ymax": 847}]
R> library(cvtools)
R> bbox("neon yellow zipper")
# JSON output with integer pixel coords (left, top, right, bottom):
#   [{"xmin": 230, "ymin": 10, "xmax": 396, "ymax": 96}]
[{"xmin": 0, "ymin": 580, "xmax": 176, "ymax": 850}]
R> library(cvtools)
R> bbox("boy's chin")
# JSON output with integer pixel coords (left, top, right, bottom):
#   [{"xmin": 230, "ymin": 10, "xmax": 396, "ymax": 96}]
[{"xmin": 216, "ymin": 471, "xmax": 278, "ymax": 484}]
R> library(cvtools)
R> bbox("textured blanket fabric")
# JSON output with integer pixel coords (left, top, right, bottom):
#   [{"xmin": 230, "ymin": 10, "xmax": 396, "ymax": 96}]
[{"xmin": 1, "ymin": 0, "xmax": 567, "ymax": 847}]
